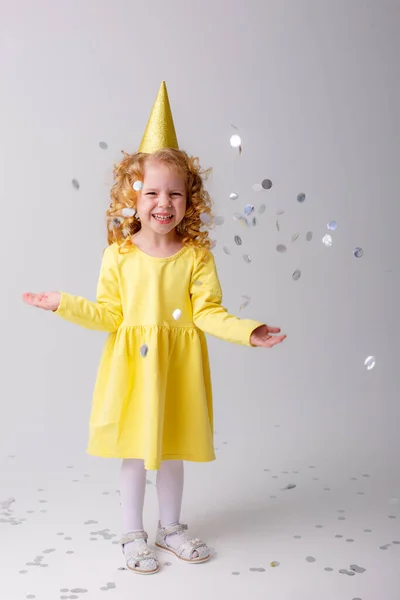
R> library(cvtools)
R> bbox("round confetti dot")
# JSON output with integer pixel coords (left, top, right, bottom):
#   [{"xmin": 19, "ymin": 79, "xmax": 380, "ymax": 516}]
[
  {"xmin": 172, "ymin": 309, "xmax": 182, "ymax": 320},
  {"xmin": 388, "ymin": 515, "xmax": 397, "ymax": 519},
  {"xmin": 99, "ymin": 141, "xmax": 108, "ymax": 150},
  {"xmin": 346, "ymin": 539, "xmax": 354, "ymax": 543},
  {"xmin": 122, "ymin": 207, "xmax": 136, "ymax": 217},
  {"xmin": 133, "ymin": 180, "xmax": 143, "ymax": 191},
  {"xmin": 72, "ymin": 179, "xmax": 80, "ymax": 190},
  {"xmin": 353, "ymin": 246, "xmax": 364, "ymax": 258},
  {"xmin": 364, "ymin": 355, "xmax": 376, "ymax": 370},
  {"xmin": 262, "ymin": 179, "xmax": 272, "ymax": 189},
  {"xmin": 324, "ymin": 567, "xmax": 333, "ymax": 571},
  {"xmin": 297, "ymin": 193, "xmax": 306, "ymax": 203},
  {"xmin": 200, "ymin": 212, "xmax": 212, "ymax": 225},
  {"xmin": 230, "ymin": 134, "xmax": 242, "ymax": 148},
  {"xmin": 292, "ymin": 269, "xmax": 301, "ymax": 281},
  {"xmin": 214, "ymin": 215, "xmax": 225, "ymax": 226},
  {"xmin": 234, "ymin": 235, "xmax": 242, "ymax": 245},
  {"xmin": 258, "ymin": 204, "xmax": 266, "ymax": 214},
  {"xmin": 327, "ymin": 220, "xmax": 337, "ymax": 230},
  {"xmin": 364, "ymin": 529, "xmax": 372, "ymax": 533},
  {"xmin": 229, "ymin": 192, "xmax": 238, "ymax": 200},
  {"xmin": 244, "ymin": 204, "xmax": 254, "ymax": 215},
  {"xmin": 252, "ymin": 183, "xmax": 262, "ymax": 192},
  {"xmin": 276, "ymin": 244, "xmax": 287, "ymax": 253},
  {"xmin": 249, "ymin": 567, "xmax": 266, "ymax": 572},
  {"xmin": 293, "ymin": 535, "xmax": 302, "ymax": 539},
  {"xmin": 306, "ymin": 556, "xmax": 316, "ymax": 562},
  {"xmin": 306, "ymin": 231, "xmax": 313, "ymax": 241},
  {"xmin": 335, "ymin": 534, "xmax": 343, "ymax": 538},
  {"xmin": 140, "ymin": 344, "xmax": 148, "ymax": 357},
  {"xmin": 322, "ymin": 234, "xmax": 332, "ymax": 247},
  {"xmin": 232, "ymin": 571, "xmax": 240, "ymax": 575},
  {"xmin": 243, "ymin": 254, "xmax": 252, "ymax": 263}
]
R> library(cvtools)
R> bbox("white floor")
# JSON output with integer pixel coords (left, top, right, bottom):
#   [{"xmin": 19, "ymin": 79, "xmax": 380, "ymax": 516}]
[{"xmin": 2, "ymin": 445, "xmax": 399, "ymax": 600}]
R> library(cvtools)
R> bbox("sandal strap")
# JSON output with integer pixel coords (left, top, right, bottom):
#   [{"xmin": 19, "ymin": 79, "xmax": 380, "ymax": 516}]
[
  {"xmin": 120, "ymin": 530, "xmax": 148, "ymax": 546},
  {"xmin": 176, "ymin": 539, "xmax": 207, "ymax": 557},
  {"xmin": 125, "ymin": 548, "xmax": 157, "ymax": 563},
  {"xmin": 159, "ymin": 522, "xmax": 188, "ymax": 536}
]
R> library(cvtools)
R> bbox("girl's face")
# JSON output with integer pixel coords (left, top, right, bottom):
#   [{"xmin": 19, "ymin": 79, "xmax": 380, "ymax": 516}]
[{"xmin": 136, "ymin": 160, "xmax": 187, "ymax": 237}]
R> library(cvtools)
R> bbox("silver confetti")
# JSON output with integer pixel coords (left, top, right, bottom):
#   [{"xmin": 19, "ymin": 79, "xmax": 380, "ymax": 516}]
[
  {"xmin": 229, "ymin": 192, "xmax": 239, "ymax": 200},
  {"xmin": 322, "ymin": 234, "xmax": 332, "ymax": 247},
  {"xmin": 364, "ymin": 355, "xmax": 376, "ymax": 370},
  {"xmin": 121, "ymin": 207, "xmax": 136, "ymax": 217},
  {"xmin": 327, "ymin": 220, "xmax": 337, "ymax": 230},
  {"xmin": 234, "ymin": 235, "xmax": 242, "ymax": 245},
  {"xmin": 292, "ymin": 269, "xmax": 301, "ymax": 281},
  {"xmin": 140, "ymin": 344, "xmax": 148, "ymax": 357},
  {"xmin": 350, "ymin": 564, "xmax": 366, "ymax": 573},
  {"xmin": 222, "ymin": 246, "xmax": 230, "ymax": 255},
  {"xmin": 297, "ymin": 193, "xmax": 306, "ymax": 203},
  {"xmin": 172, "ymin": 309, "xmax": 182, "ymax": 320},
  {"xmin": 276, "ymin": 244, "xmax": 287, "ymax": 253},
  {"xmin": 244, "ymin": 204, "xmax": 254, "ymax": 215},
  {"xmin": 262, "ymin": 179, "xmax": 272, "ymax": 189},
  {"xmin": 200, "ymin": 212, "xmax": 212, "ymax": 225},
  {"xmin": 133, "ymin": 180, "xmax": 143, "ymax": 191},
  {"xmin": 285, "ymin": 484, "xmax": 296, "ymax": 490},
  {"xmin": 276, "ymin": 209, "xmax": 285, "ymax": 215},
  {"xmin": 230, "ymin": 134, "xmax": 242, "ymax": 148},
  {"xmin": 292, "ymin": 233, "xmax": 299, "ymax": 242},
  {"xmin": 243, "ymin": 254, "xmax": 252, "ymax": 263},
  {"xmin": 239, "ymin": 295, "xmax": 251, "ymax": 310},
  {"xmin": 276, "ymin": 220, "xmax": 280, "ymax": 231},
  {"xmin": 353, "ymin": 246, "xmax": 364, "ymax": 258},
  {"xmin": 72, "ymin": 179, "xmax": 80, "ymax": 190}
]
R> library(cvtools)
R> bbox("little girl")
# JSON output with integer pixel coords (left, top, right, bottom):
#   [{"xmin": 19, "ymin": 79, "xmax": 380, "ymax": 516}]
[{"xmin": 22, "ymin": 82, "xmax": 286, "ymax": 575}]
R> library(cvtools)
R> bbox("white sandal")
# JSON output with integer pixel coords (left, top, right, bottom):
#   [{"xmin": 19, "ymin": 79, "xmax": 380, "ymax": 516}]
[
  {"xmin": 155, "ymin": 521, "xmax": 211, "ymax": 563},
  {"xmin": 120, "ymin": 530, "xmax": 160, "ymax": 575}
]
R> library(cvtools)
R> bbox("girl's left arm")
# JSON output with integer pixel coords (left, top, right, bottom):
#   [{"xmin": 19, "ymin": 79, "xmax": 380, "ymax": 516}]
[{"xmin": 190, "ymin": 249, "xmax": 264, "ymax": 346}]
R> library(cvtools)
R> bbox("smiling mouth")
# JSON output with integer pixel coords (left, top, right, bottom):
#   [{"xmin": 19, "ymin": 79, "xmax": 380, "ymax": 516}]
[{"xmin": 152, "ymin": 214, "xmax": 174, "ymax": 222}]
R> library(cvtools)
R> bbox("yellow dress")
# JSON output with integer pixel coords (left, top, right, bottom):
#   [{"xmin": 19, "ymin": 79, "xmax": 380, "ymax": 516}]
[{"xmin": 55, "ymin": 242, "xmax": 264, "ymax": 470}]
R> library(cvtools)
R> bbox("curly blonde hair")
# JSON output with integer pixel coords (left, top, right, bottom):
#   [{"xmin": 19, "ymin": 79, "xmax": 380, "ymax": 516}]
[{"xmin": 106, "ymin": 148, "xmax": 214, "ymax": 253}]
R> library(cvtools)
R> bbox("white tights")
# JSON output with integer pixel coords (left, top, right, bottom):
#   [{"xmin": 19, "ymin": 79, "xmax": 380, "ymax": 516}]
[{"xmin": 120, "ymin": 458, "xmax": 184, "ymax": 533}]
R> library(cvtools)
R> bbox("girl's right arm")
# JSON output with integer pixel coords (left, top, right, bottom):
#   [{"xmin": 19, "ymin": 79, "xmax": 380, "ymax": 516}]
[{"xmin": 22, "ymin": 245, "xmax": 123, "ymax": 333}]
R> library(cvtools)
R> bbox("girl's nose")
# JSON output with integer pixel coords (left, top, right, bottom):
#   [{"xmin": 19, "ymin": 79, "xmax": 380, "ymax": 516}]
[{"xmin": 158, "ymin": 195, "xmax": 172, "ymax": 207}]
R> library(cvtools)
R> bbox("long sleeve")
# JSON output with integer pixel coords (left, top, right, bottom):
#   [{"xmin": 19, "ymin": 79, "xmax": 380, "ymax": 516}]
[
  {"xmin": 190, "ymin": 249, "xmax": 264, "ymax": 346},
  {"xmin": 54, "ymin": 244, "xmax": 123, "ymax": 332}
]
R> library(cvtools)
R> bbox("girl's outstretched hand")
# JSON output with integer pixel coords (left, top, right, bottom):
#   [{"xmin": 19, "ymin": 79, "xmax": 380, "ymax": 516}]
[
  {"xmin": 250, "ymin": 325, "xmax": 287, "ymax": 348},
  {"xmin": 22, "ymin": 292, "xmax": 61, "ymax": 312}
]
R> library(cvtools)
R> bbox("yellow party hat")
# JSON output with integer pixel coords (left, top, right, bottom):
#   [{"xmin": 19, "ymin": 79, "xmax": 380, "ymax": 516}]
[{"xmin": 138, "ymin": 81, "xmax": 179, "ymax": 153}]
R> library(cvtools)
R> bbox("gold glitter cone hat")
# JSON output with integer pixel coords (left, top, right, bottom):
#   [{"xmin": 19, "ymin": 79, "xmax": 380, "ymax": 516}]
[{"xmin": 138, "ymin": 81, "xmax": 179, "ymax": 153}]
